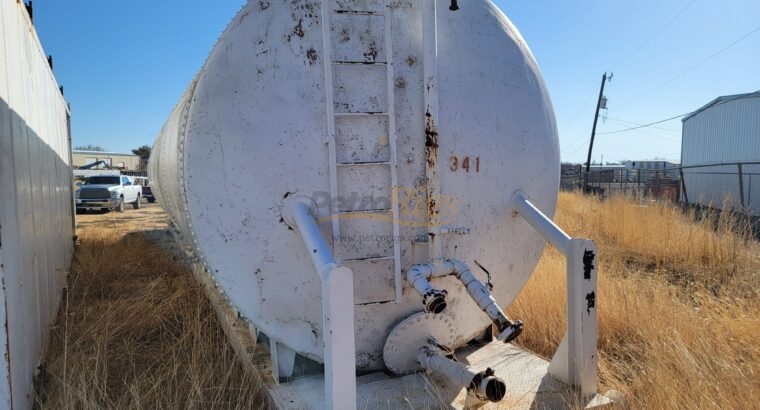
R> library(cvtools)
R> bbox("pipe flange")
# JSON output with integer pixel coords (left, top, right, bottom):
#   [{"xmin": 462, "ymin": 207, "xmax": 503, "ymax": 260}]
[{"xmin": 383, "ymin": 312, "xmax": 457, "ymax": 375}]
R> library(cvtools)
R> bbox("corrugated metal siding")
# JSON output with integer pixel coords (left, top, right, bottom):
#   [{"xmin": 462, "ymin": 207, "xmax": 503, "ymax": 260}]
[
  {"xmin": 681, "ymin": 94, "xmax": 760, "ymax": 214},
  {"xmin": 0, "ymin": 2, "xmax": 75, "ymax": 408}
]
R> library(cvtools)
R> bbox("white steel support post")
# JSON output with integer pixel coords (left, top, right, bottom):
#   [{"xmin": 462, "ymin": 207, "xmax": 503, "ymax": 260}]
[
  {"xmin": 560, "ymin": 238, "xmax": 597, "ymax": 397},
  {"xmin": 511, "ymin": 192, "xmax": 598, "ymax": 398},
  {"xmin": 287, "ymin": 200, "xmax": 357, "ymax": 410}
]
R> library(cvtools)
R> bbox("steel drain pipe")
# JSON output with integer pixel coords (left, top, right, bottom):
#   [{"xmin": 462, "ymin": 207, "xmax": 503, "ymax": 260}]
[
  {"xmin": 416, "ymin": 345, "xmax": 506, "ymax": 403},
  {"xmin": 406, "ymin": 259, "xmax": 523, "ymax": 342}
]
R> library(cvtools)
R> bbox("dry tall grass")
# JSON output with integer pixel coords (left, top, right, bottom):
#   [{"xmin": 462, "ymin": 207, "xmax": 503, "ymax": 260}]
[
  {"xmin": 509, "ymin": 192, "xmax": 760, "ymax": 408},
  {"xmin": 36, "ymin": 206, "xmax": 266, "ymax": 409},
  {"xmin": 39, "ymin": 195, "xmax": 760, "ymax": 409}
]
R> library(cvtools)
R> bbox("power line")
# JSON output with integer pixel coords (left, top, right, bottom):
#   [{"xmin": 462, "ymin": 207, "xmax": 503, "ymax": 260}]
[
  {"xmin": 559, "ymin": 88, "xmax": 597, "ymax": 132},
  {"xmin": 609, "ymin": 0, "xmax": 697, "ymax": 70},
  {"xmin": 591, "ymin": 92, "xmax": 757, "ymax": 143},
  {"xmin": 605, "ymin": 116, "xmax": 680, "ymax": 132},
  {"xmin": 597, "ymin": 113, "xmax": 689, "ymax": 135},
  {"xmin": 564, "ymin": 137, "xmax": 591, "ymax": 157},
  {"xmin": 629, "ymin": 126, "xmax": 681, "ymax": 144},
  {"xmin": 612, "ymin": 22, "xmax": 760, "ymax": 111}
]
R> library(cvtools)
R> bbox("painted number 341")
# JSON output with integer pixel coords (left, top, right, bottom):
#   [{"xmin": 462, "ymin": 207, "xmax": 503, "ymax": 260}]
[{"xmin": 449, "ymin": 156, "xmax": 480, "ymax": 173}]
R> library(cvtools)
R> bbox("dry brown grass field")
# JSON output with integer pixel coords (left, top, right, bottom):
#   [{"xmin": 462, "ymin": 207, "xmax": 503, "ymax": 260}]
[
  {"xmin": 36, "ymin": 193, "xmax": 760, "ymax": 409},
  {"xmin": 36, "ymin": 205, "xmax": 266, "ymax": 409},
  {"xmin": 509, "ymin": 192, "xmax": 760, "ymax": 409}
]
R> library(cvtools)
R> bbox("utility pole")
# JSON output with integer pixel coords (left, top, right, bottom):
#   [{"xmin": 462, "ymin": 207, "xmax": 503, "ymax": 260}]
[{"xmin": 583, "ymin": 72, "xmax": 612, "ymax": 191}]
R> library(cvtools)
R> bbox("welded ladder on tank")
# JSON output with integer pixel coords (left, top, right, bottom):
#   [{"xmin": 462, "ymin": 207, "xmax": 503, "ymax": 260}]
[{"xmin": 321, "ymin": 0, "xmax": 403, "ymax": 304}]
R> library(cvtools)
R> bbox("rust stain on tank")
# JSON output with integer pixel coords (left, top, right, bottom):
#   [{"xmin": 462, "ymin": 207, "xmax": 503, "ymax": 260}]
[
  {"xmin": 425, "ymin": 111, "xmax": 439, "ymax": 166},
  {"xmin": 363, "ymin": 41, "xmax": 379, "ymax": 62},
  {"xmin": 425, "ymin": 110, "xmax": 440, "ymax": 226},
  {"xmin": 306, "ymin": 48, "xmax": 318, "ymax": 65},
  {"xmin": 294, "ymin": 18, "xmax": 305, "ymax": 37}
]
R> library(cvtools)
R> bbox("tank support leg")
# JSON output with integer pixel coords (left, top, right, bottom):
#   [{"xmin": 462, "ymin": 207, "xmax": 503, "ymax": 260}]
[
  {"xmin": 511, "ymin": 191, "xmax": 598, "ymax": 398},
  {"xmin": 415, "ymin": 343, "xmax": 506, "ymax": 403},
  {"xmin": 286, "ymin": 199, "xmax": 357, "ymax": 409},
  {"xmin": 270, "ymin": 341, "xmax": 297, "ymax": 380}
]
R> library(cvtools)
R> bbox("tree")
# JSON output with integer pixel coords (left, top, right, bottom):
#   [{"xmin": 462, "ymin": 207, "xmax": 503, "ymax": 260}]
[
  {"xmin": 74, "ymin": 144, "xmax": 106, "ymax": 151},
  {"xmin": 132, "ymin": 145, "xmax": 151, "ymax": 172}
]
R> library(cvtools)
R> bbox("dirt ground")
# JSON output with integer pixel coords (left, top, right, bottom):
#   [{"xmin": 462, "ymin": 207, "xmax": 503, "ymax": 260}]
[{"xmin": 75, "ymin": 201, "xmax": 169, "ymax": 233}]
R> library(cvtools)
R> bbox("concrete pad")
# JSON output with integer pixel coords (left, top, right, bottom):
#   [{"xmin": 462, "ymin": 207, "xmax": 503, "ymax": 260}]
[{"xmin": 269, "ymin": 341, "xmax": 613, "ymax": 409}]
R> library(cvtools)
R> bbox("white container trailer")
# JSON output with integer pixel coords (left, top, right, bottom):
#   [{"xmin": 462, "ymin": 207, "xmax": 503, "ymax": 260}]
[
  {"xmin": 681, "ymin": 91, "xmax": 760, "ymax": 215},
  {"xmin": 0, "ymin": 1, "xmax": 75, "ymax": 408},
  {"xmin": 151, "ymin": 0, "xmax": 603, "ymax": 407}
]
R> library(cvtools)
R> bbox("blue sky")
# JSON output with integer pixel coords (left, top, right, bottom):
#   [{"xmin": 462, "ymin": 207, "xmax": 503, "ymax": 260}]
[{"xmin": 34, "ymin": 0, "xmax": 759, "ymax": 163}]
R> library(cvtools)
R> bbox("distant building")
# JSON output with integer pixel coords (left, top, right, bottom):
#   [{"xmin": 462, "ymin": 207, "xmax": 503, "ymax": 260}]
[
  {"xmin": 621, "ymin": 160, "xmax": 679, "ymax": 182},
  {"xmin": 680, "ymin": 91, "xmax": 760, "ymax": 214},
  {"xmin": 72, "ymin": 150, "xmax": 141, "ymax": 170},
  {"xmin": 587, "ymin": 164, "xmax": 627, "ymax": 183}
]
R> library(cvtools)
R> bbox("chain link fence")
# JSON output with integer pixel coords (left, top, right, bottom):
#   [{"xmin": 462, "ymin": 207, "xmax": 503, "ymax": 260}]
[{"xmin": 561, "ymin": 161, "xmax": 760, "ymax": 216}]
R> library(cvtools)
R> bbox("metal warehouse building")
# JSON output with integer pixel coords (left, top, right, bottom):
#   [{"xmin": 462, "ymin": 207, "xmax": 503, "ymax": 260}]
[
  {"xmin": 72, "ymin": 149, "xmax": 141, "ymax": 170},
  {"xmin": 680, "ymin": 91, "xmax": 760, "ymax": 215}
]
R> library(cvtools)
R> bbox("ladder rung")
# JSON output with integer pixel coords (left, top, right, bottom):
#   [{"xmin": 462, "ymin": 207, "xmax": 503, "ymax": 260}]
[
  {"xmin": 334, "ymin": 112, "xmax": 387, "ymax": 117},
  {"xmin": 343, "ymin": 256, "xmax": 395, "ymax": 262},
  {"xmin": 333, "ymin": 10, "xmax": 384, "ymax": 16},
  {"xmin": 337, "ymin": 161, "xmax": 390, "ymax": 166},
  {"xmin": 338, "ymin": 209, "xmax": 392, "ymax": 215},
  {"xmin": 332, "ymin": 61, "xmax": 387, "ymax": 66}
]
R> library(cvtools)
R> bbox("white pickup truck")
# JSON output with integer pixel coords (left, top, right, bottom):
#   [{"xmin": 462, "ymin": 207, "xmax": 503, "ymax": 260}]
[{"xmin": 75, "ymin": 175, "xmax": 142, "ymax": 212}]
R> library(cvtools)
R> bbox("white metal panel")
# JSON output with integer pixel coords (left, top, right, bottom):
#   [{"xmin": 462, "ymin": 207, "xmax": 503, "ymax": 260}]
[
  {"xmin": 0, "ymin": 2, "xmax": 74, "ymax": 408},
  {"xmin": 335, "ymin": 116, "xmax": 389, "ymax": 163},
  {"xmin": 150, "ymin": 0, "xmax": 559, "ymax": 372},
  {"xmin": 330, "ymin": 14, "xmax": 386, "ymax": 63},
  {"xmin": 333, "ymin": 64, "xmax": 387, "ymax": 113},
  {"xmin": 682, "ymin": 94, "xmax": 760, "ymax": 165},
  {"xmin": 681, "ymin": 93, "xmax": 760, "ymax": 214}
]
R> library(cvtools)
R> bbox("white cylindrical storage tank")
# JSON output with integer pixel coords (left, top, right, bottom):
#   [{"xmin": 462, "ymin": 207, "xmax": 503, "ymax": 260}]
[
  {"xmin": 150, "ymin": 0, "xmax": 559, "ymax": 372},
  {"xmin": 681, "ymin": 91, "xmax": 760, "ymax": 215}
]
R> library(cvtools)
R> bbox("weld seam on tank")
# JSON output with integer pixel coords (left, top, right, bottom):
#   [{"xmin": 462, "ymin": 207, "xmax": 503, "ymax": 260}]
[{"xmin": 415, "ymin": 345, "xmax": 506, "ymax": 403}]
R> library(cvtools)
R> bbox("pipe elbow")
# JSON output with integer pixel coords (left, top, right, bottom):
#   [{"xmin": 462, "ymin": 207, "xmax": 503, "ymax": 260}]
[
  {"xmin": 450, "ymin": 259, "xmax": 469, "ymax": 276},
  {"xmin": 406, "ymin": 263, "xmax": 448, "ymax": 314},
  {"xmin": 406, "ymin": 264, "xmax": 432, "ymax": 290}
]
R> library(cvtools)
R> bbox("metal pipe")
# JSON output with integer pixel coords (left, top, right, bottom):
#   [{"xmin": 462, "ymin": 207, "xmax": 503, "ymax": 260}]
[
  {"xmin": 511, "ymin": 191, "xmax": 571, "ymax": 255},
  {"xmin": 405, "ymin": 260, "xmax": 522, "ymax": 342},
  {"xmin": 287, "ymin": 200, "xmax": 337, "ymax": 280},
  {"xmin": 416, "ymin": 346, "xmax": 506, "ymax": 403},
  {"xmin": 450, "ymin": 260, "xmax": 522, "ymax": 342},
  {"xmin": 286, "ymin": 197, "xmax": 357, "ymax": 409},
  {"xmin": 406, "ymin": 261, "xmax": 449, "ymax": 313}
]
